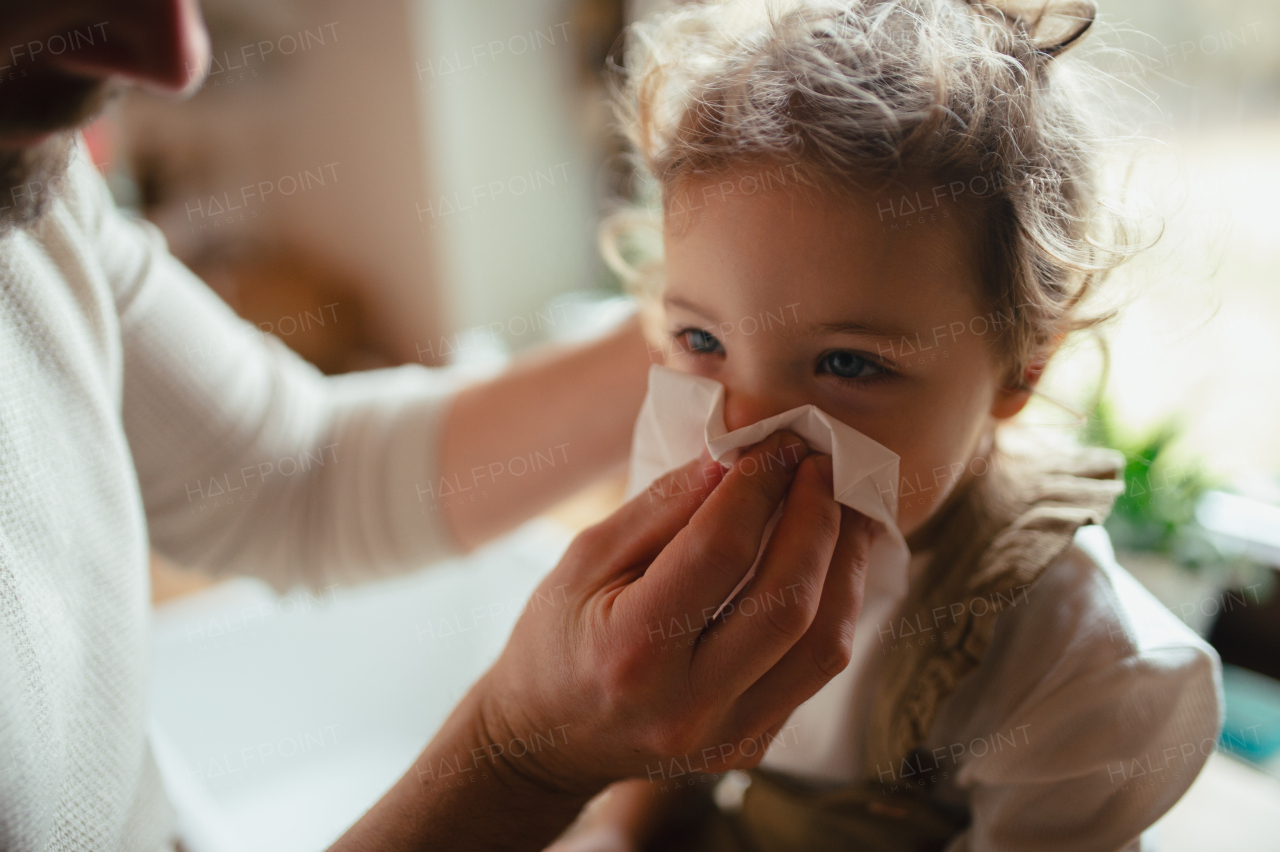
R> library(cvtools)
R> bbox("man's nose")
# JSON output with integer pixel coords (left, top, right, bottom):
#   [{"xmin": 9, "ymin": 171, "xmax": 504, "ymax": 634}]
[{"xmin": 52, "ymin": 0, "xmax": 210, "ymax": 95}]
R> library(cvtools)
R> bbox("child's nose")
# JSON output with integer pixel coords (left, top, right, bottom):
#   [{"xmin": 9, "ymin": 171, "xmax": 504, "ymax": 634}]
[{"xmin": 722, "ymin": 389, "xmax": 792, "ymax": 433}]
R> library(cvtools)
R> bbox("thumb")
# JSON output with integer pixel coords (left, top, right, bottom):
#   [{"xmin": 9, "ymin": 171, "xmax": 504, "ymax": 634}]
[{"xmin": 561, "ymin": 453, "xmax": 726, "ymax": 589}]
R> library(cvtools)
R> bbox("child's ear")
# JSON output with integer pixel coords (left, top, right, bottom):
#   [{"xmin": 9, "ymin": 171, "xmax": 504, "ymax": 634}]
[
  {"xmin": 990, "ymin": 349, "xmax": 1053, "ymax": 420},
  {"xmin": 991, "ymin": 385, "xmax": 1033, "ymax": 420}
]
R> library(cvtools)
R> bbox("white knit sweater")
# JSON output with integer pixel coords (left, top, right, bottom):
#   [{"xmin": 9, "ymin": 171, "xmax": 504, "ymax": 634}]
[{"xmin": 0, "ymin": 144, "xmax": 460, "ymax": 850}]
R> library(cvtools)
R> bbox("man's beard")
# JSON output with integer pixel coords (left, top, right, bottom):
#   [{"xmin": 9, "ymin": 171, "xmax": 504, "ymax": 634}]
[
  {"xmin": 0, "ymin": 135, "xmax": 77, "ymax": 235},
  {"xmin": 0, "ymin": 69, "xmax": 122, "ymax": 236}
]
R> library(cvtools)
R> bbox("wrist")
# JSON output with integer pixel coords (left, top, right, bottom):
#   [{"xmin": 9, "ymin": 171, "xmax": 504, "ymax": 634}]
[
  {"xmin": 333, "ymin": 682, "xmax": 596, "ymax": 852},
  {"xmin": 468, "ymin": 669, "xmax": 605, "ymax": 801},
  {"xmin": 365, "ymin": 678, "xmax": 595, "ymax": 852}
]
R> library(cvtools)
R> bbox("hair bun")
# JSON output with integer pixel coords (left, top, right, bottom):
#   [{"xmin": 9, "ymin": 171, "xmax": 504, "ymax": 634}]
[{"xmin": 966, "ymin": 0, "xmax": 1097, "ymax": 57}]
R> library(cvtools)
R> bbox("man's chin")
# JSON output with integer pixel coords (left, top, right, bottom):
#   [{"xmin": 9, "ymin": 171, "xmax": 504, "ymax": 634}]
[
  {"xmin": 0, "ymin": 131, "xmax": 59, "ymax": 150},
  {"xmin": 0, "ymin": 71, "xmax": 123, "ymax": 235},
  {"xmin": 0, "ymin": 131, "xmax": 78, "ymax": 237}
]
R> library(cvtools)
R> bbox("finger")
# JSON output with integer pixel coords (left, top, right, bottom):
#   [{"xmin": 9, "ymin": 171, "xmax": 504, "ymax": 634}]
[
  {"xmin": 691, "ymin": 453, "xmax": 841, "ymax": 695},
  {"xmin": 728, "ymin": 505, "xmax": 872, "ymax": 738},
  {"xmin": 621, "ymin": 431, "xmax": 809, "ymax": 633},
  {"xmin": 750, "ymin": 718, "xmax": 789, "ymax": 768},
  {"xmin": 566, "ymin": 452, "xmax": 725, "ymax": 588}
]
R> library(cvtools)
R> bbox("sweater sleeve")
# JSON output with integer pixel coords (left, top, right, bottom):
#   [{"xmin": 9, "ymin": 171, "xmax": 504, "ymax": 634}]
[{"xmin": 73, "ymin": 150, "xmax": 466, "ymax": 590}]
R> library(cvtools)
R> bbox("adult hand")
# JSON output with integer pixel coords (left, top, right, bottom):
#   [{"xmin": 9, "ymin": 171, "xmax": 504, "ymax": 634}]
[
  {"xmin": 482, "ymin": 429, "xmax": 873, "ymax": 789},
  {"xmin": 332, "ymin": 431, "xmax": 872, "ymax": 852}
]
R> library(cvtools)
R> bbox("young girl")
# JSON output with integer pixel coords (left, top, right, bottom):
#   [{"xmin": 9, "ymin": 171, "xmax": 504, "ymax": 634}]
[{"xmin": 552, "ymin": 1, "xmax": 1222, "ymax": 849}]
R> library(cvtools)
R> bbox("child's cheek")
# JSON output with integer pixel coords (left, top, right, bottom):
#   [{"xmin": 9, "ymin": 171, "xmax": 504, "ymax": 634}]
[
  {"xmin": 665, "ymin": 352, "xmax": 716, "ymax": 380},
  {"xmin": 895, "ymin": 456, "xmax": 976, "ymax": 532}
]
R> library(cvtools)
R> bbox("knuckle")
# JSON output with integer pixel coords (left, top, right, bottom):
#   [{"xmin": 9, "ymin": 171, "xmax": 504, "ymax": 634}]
[
  {"xmin": 740, "ymin": 453, "xmax": 788, "ymax": 500},
  {"xmin": 691, "ymin": 530, "xmax": 756, "ymax": 579},
  {"xmin": 788, "ymin": 574, "xmax": 824, "ymax": 613},
  {"xmin": 651, "ymin": 720, "xmax": 702, "ymax": 758},
  {"xmin": 761, "ymin": 590, "xmax": 812, "ymax": 639},
  {"xmin": 850, "ymin": 539, "xmax": 871, "ymax": 574},
  {"xmin": 839, "ymin": 543, "xmax": 871, "ymax": 589},
  {"xmin": 635, "ymin": 718, "xmax": 669, "ymax": 756},
  {"xmin": 812, "ymin": 615, "xmax": 857, "ymax": 681},
  {"xmin": 814, "ymin": 632, "xmax": 854, "ymax": 681},
  {"xmin": 566, "ymin": 521, "xmax": 611, "ymax": 561},
  {"xmin": 716, "ymin": 729, "xmax": 765, "ymax": 771},
  {"xmin": 597, "ymin": 642, "xmax": 649, "ymax": 700},
  {"xmin": 732, "ymin": 446, "xmax": 794, "ymax": 499}
]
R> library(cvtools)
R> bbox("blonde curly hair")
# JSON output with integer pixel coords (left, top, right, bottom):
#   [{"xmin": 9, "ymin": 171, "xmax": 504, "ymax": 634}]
[{"xmin": 608, "ymin": 0, "xmax": 1136, "ymax": 383}]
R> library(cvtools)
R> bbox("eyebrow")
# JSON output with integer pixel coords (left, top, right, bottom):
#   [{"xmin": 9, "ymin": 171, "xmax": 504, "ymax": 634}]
[
  {"xmin": 664, "ymin": 295, "xmax": 918, "ymax": 340},
  {"xmin": 663, "ymin": 295, "xmax": 714, "ymax": 321},
  {"xmin": 813, "ymin": 320, "xmax": 919, "ymax": 340}
]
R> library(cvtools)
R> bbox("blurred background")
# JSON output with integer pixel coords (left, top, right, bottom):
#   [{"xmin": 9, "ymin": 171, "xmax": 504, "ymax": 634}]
[{"xmin": 87, "ymin": 0, "xmax": 1280, "ymax": 849}]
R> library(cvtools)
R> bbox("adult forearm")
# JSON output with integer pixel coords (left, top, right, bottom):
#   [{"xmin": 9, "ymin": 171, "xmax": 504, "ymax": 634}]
[{"xmin": 438, "ymin": 316, "xmax": 654, "ymax": 549}]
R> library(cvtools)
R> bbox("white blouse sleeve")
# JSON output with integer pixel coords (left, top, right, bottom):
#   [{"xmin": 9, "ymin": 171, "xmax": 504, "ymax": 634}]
[
  {"xmin": 67, "ymin": 147, "xmax": 466, "ymax": 590},
  {"xmin": 930, "ymin": 527, "xmax": 1224, "ymax": 852}
]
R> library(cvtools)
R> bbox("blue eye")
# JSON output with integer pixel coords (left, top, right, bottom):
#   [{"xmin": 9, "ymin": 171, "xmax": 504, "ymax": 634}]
[
  {"xmin": 820, "ymin": 350, "xmax": 886, "ymax": 381},
  {"xmin": 677, "ymin": 328, "xmax": 724, "ymax": 355}
]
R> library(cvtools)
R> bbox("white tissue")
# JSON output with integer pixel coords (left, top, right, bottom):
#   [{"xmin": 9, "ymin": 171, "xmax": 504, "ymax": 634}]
[{"xmin": 626, "ymin": 365, "xmax": 910, "ymax": 613}]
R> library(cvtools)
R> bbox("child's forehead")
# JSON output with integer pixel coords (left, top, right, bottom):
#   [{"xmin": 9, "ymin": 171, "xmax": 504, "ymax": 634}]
[
  {"xmin": 665, "ymin": 167, "xmax": 985, "ymax": 255},
  {"xmin": 663, "ymin": 169, "xmax": 989, "ymax": 321}
]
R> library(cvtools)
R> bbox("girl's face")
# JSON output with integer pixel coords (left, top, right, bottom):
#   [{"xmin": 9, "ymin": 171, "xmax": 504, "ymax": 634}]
[{"xmin": 661, "ymin": 171, "xmax": 1031, "ymax": 536}]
